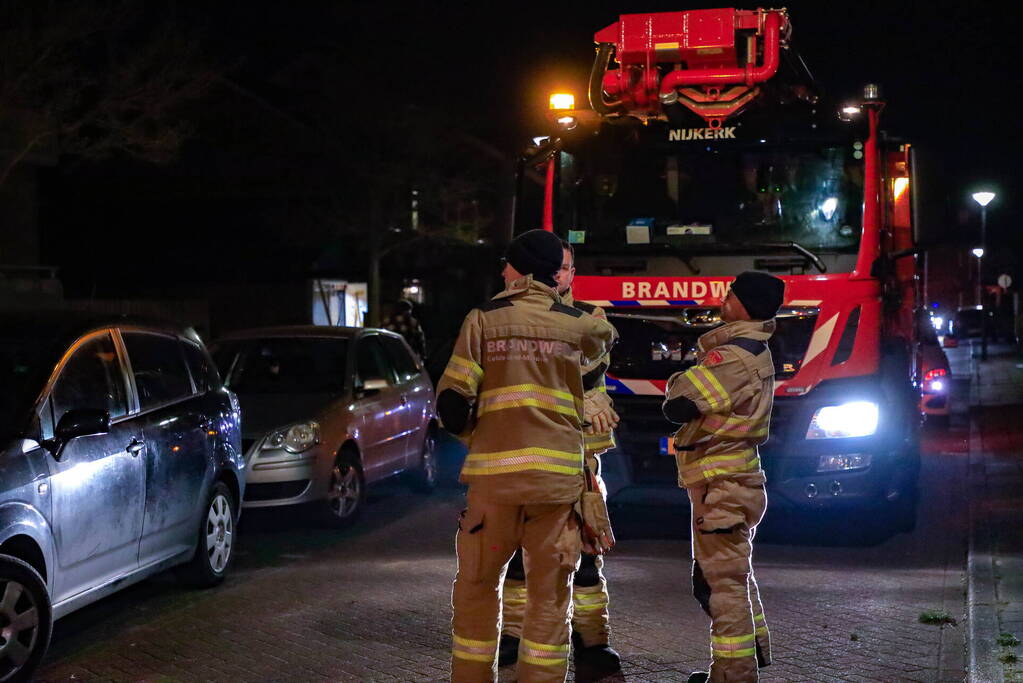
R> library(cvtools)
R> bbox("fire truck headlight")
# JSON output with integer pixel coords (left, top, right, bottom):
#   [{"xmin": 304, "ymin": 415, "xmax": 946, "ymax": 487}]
[
  {"xmin": 556, "ymin": 115, "xmax": 578, "ymax": 130},
  {"xmin": 806, "ymin": 401, "xmax": 879, "ymax": 439}
]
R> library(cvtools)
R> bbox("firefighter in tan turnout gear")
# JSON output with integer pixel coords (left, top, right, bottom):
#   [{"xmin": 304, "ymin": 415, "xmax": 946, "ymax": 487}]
[
  {"xmin": 499, "ymin": 240, "xmax": 622, "ymax": 681},
  {"xmin": 438, "ymin": 229, "xmax": 616, "ymax": 683},
  {"xmin": 661, "ymin": 271, "xmax": 785, "ymax": 683}
]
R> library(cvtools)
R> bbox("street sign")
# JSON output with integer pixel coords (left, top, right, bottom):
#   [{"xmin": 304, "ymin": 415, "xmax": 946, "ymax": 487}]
[{"xmin": 998, "ymin": 273, "xmax": 1012, "ymax": 289}]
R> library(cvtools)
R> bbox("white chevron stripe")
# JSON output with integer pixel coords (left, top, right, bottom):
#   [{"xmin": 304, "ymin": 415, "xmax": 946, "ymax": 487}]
[
  {"xmin": 801, "ymin": 313, "xmax": 839, "ymax": 366},
  {"xmin": 618, "ymin": 379, "xmax": 664, "ymax": 395}
]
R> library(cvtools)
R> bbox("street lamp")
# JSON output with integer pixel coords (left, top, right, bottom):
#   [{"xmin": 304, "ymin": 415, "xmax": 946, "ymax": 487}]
[{"xmin": 971, "ymin": 191, "xmax": 996, "ymax": 306}]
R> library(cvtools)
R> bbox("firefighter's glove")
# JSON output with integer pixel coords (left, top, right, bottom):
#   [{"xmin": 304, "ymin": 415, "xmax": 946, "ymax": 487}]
[
  {"xmin": 584, "ymin": 392, "xmax": 619, "ymax": 434},
  {"xmin": 578, "ymin": 491, "xmax": 616, "ymax": 555}
]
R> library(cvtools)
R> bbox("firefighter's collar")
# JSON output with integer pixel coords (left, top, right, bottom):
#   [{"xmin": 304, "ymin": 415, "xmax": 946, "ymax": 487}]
[
  {"xmin": 493, "ymin": 275, "xmax": 562, "ymax": 303},
  {"xmin": 698, "ymin": 319, "xmax": 775, "ymax": 352}
]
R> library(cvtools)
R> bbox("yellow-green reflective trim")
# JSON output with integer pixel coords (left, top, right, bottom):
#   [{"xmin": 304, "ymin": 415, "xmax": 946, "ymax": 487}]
[
  {"xmin": 686, "ymin": 368, "xmax": 719, "ymax": 409},
  {"xmin": 701, "ymin": 457, "xmax": 761, "ymax": 479},
  {"xmin": 699, "ymin": 367, "xmax": 731, "ymax": 409},
  {"xmin": 574, "ymin": 602, "xmax": 608, "ymax": 611},
  {"xmin": 520, "ymin": 654, "xmax": 568, "ymax": 667},
  {"xmin": 711, "ymin": 633, "xmax": 755, "ymax": 645},
  {"xmin": 462, "ymin": 463, "xmax": 582, "ymax": 476},
  {"xmin": 712, "ymin": 647, "xmax": 757, "ymax": 658},
  {"xmin": 756, "ymin": 626, "xmax": 769, "ymax": 636},
  {"xmin": 477, "ymin": 398, "xmax": 578, "ymax": 417},
  {"xmin": 449, "ymin": 355, "xmax": 483, "ymax": 377},
  {"xmin": 754, "ymin": 613, "xmax": 766, "ymax": 623},
  {"xmin": 453, "ymin": 634, "xmax": 497, "ymax": 648},
  {"xmin": 521, "ymin": 638, "xmax": 570, "ymax": 652},
  {"xmin": 468, "ymin": 447, "xmax": 580, "ymax": 462},
  {"xmin": 442, "ymin": 365, "xmax": 481, "ymax": 391},
  {"xmin": 453, "ymin": 651, "xmax": 495, "ymax": 662},
  {"xmin": 479, "ymin": 383, "xmax": 573, "ymax": 401}
]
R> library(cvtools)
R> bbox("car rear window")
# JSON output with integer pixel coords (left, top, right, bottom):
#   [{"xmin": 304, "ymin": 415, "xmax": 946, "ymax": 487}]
[
  {"xmin": 182, "ymin": 339, "xmax": 221, "ymax": 393},
  {"xmin": 122, "ymin": 332, "xmax": 194, "ymax": 410},
  {"xmin": 379, "ymin": 334, "xmax": 420, "ymax": 383},
  {"xmin": 217, "ymin": 337, "xmax": 349, "ymax": 394}
]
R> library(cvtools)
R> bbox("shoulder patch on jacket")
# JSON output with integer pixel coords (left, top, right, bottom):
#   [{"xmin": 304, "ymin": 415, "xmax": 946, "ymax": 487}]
[
  {"xmin": 550, "ymin": 302, "xmax": 583, "ymax": 317},
  {"xmin": 705, "ymin": 350, "xmax": 724, "ymax": 366},
  {"xmin": 574, "ymin": 301, "xmax": 597, "ymax": 315},
  {"xmin": 476, "ymin": 299, "xmax": 514, "ymax": 313},
  {"xmin": 725, "ymin": 337, "xmax": 767, "ymax": 356}
]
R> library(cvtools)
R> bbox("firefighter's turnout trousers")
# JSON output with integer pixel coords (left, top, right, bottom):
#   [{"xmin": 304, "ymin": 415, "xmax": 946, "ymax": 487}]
[
  {"xmin": 690, "ymin": 476, "xmax": 771, "ymax": 683},
  {"xmin": 663, "ymin": 319, "xmax": 778, "ymax": 682},
  {"xmin": 503, "ymin": 549, "xmax": 610, "ymax": 647},
  {"xmin": 452, "ymin": 491, "xmax": 580, "ymax": 683}
]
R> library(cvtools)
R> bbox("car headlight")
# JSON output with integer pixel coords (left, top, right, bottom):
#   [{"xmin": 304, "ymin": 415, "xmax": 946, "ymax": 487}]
[
  {"xmin": 263, "ymin": 421, "xmax": 321, "ymax": 453},
  {"xmin": 818, "ymin": 453, "xmax": 872, "ymax": 472},
  {"xmin": 806, "ymin": 401, "xmax": 879, "ymax": 439}
]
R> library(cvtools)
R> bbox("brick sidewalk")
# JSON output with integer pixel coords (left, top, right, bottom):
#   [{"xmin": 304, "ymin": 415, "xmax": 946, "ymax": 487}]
[{"xmin": 957, "ymin": 342, "xmax": 1023, "ymax": 683}]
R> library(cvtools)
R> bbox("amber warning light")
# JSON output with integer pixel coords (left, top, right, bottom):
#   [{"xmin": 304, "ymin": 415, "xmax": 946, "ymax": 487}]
[{"xmin": 549, "ymin": 93, "xmax": 575, "ymax": 110}]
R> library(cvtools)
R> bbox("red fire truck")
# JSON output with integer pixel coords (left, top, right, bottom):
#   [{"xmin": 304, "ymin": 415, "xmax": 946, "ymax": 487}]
[{"xmin": 516, "ymin": 7, "xmax": 935, "ymax": 524}]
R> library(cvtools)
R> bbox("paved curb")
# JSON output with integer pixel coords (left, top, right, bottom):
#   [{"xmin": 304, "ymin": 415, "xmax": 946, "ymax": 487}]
[{"xmin": 968, "ymin": 406, "xmax": 1003, "ymax": 683}]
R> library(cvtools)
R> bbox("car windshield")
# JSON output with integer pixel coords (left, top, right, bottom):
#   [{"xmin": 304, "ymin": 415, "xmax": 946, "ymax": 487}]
[
  {"xmin": 213, "ymin": 337, "xmax": 349, "ymax": 395},
  {"xmin": 555, "ymin": 129, "xmax": 864, "ymax": 254}
]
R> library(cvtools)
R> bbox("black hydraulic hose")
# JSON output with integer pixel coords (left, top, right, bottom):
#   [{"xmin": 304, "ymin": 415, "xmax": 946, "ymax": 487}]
[{"xmin": 589, "ymin": 43, "xmax": 621, "ymax": 116}]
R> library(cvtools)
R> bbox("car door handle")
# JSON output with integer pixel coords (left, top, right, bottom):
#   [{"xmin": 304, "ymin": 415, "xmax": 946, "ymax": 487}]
[{"xmin": 126, "ymin": 439, "xmax": 145, "ymax": 457}]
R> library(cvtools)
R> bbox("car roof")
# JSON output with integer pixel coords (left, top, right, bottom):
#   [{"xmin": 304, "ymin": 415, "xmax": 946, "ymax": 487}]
[
  {"xmin": 0, "ymin": 310, "xmax": 197, "ymax": 345},
  {"xmin": 214, "ymin": 325, "xmax": 399, "ymax": 342}
]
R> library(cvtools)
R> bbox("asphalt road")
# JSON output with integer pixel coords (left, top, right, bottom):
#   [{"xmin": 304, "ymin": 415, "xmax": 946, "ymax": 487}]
[{"xmin": 36, "ymin": 411, "xmax": 971, "ymax": 682}]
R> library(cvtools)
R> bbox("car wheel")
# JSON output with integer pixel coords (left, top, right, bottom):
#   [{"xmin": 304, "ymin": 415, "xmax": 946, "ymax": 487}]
[
  {"xmin": 320, "ymin": 454, "xmax": 364, "ymax": 528},
  {"xmin": 179, "ymin": 481, "xmax": 236, "ymax": 588},
  {"xmin": 407, "ymin": 431, "xmax": 438, "ymax": 493},
  {"xmin": 0, "ymin": 555, "xmax": 52, "ymax": 683}
]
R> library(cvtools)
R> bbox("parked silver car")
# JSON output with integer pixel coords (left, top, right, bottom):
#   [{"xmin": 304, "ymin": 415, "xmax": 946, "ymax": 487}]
[
  {"xmin": 0, "ymin": 313, "xmax": 245, "ymax": 681},
  {"xmin": 212, "ymin": 327, "xmax": 437, "ymax": 527}
]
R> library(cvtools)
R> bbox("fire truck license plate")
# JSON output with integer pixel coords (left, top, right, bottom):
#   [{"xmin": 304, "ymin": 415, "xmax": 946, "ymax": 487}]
[{"xmin": 659, "ymin": 437, "xmax": 676, "ymax": 456}]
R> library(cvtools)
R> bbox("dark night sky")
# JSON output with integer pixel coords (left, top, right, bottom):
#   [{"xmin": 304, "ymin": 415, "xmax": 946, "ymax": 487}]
[{"xmin": 39, "ymin": 0, "xmax": 1023, "ymax": 294}]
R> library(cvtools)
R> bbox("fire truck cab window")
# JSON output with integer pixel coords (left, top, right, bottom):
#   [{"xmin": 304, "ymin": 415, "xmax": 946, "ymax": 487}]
[{"xmin": 557, "ymin": 131, "xmax": 863, "ymax": 253}]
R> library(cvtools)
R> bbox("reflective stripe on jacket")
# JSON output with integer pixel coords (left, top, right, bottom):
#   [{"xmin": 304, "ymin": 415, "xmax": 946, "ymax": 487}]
[
  {"xmin": 437, "ymin": 276, "xmax": 616, "ymax": 504},
  {"xmin": 664, "ymin": 319, "xmax": 775, "ymax": 488},
  {"xmin": 563, "ymin": 292, "xmax": 617, "ymax": 462}
]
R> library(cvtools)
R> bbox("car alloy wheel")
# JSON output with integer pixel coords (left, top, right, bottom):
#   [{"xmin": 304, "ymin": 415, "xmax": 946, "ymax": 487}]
[
  {"xmin": 206, "ymin": 492, "xmax": 234, "ymax": 574},
  {"xmin": 0, "ymin": 578, "xmax": 39, "ymax": 678},
  {"xmin": 0, "ymin": 556, "xmax": 51, "ymax": 683},
  {"xmin": 328, "ymin": 461, "xmax": 362, "ymax": 519}
]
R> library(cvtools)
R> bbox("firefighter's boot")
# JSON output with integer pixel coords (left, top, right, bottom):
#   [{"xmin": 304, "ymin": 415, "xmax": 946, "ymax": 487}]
[
  {"xmin": 686, "ymin": 672, "xmax": 710, "ymax": 683},
  {"xmin": 572, "ymin": 631, "xmax": 622, "ymax": 681}
]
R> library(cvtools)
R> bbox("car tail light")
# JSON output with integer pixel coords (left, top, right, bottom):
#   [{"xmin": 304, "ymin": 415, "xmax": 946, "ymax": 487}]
[{"xmin": 924, "ymin": 368, "xmax": 947, "ymax": 393}]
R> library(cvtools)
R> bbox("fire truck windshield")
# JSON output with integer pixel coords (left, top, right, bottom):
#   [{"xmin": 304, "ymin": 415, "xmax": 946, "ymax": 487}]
[{"xmin": 555, "ymin": 133, "xmax": 864, "ymax": 254}]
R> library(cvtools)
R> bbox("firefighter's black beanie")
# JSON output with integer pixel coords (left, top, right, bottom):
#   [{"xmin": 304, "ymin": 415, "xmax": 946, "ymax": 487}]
[
  {"xmin": 730, "ymin": 271, "xmax": 786, "ymax": 320},
  {"xmin": 505, "ymin": 229, "xmax": 563, "ymax": 288}
]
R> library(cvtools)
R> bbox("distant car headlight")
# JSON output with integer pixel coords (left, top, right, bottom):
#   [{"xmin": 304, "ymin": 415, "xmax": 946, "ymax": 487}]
[
  {"xmin": 806, "ymin": 401, "xmax": 879, "ymax": 439},
  {"xmin": 263, "ymin": 421, "xmax": 321, "ymax": 453}
]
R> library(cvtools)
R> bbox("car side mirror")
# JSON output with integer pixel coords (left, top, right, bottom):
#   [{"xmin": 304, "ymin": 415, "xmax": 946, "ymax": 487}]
[{"xmin": 43, "ymin": 409, "xmax": 111, "ymax": 459}]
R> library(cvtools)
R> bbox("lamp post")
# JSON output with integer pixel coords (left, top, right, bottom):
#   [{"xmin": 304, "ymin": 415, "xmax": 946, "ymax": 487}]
[
  {"xmin": 972, "ymin": 191, "xmax": 996, "ymax": 304},
  {"xmin": 972, "ymin": 247, "xmax": 985, "ymax": 305}
]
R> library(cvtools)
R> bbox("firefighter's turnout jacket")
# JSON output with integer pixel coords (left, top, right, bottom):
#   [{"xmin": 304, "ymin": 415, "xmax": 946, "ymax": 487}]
[
  {"xmin": 438, "ymin": 275, "xmax": 615, "ymax": 683},
  {"xmin": 666, "ymin": 319, "xmax": 775, "ymax": 490},
  {"xmin": 502, "ymin": 291, "xmax": 618, "ymax": 652},
  {"xmin": 663, "ymin": 318, "xmax": 776, "ymax": 683}
]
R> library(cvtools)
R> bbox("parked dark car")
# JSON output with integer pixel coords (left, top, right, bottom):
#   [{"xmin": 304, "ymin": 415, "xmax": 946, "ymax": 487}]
[
  {"xmin": 0, "ymin": 313, "xmax": 244, "ymax": 681},
  {"xmin": 212, "ymin": 327, "xmax": 437, "ymax": 527}
]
